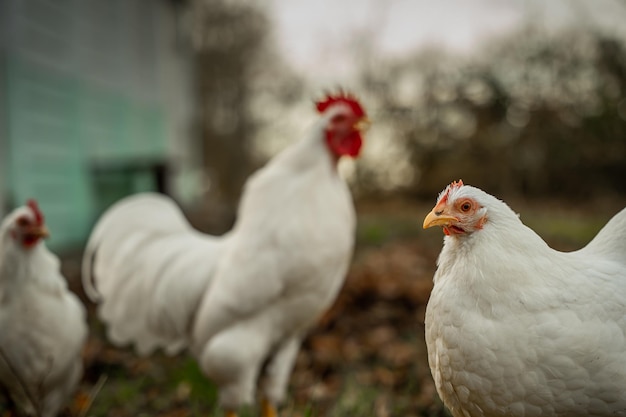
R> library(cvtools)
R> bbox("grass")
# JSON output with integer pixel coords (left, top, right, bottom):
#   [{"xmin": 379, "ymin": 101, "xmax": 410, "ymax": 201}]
[
  {"xmin": 331, "ymin": 378, "xmax": 381, "ymax": 416},
  {"xmin": 357, "ymin": 214, "xmax": 424, "ymax": 247},
  {"xmin": 168, "ymin": 358, "xmax": 219, "ymax": 404},
  {"xmin": 82, "ymin": 349, "xmax": 220, "ymax": 416},
  {"xmin": 520, "ymin": 208, "xmax": 612, "ymax": 249},
  {"xmin": 2, "ymin": 197, "xmax": 624, "ymax": 417},
  {"xmin": 356, "ymin": 196, "xmax": 624, "ymax": 250},
  {"xmin": 355, "ymin": 199, "xmax": 440, "ymax": 251}
]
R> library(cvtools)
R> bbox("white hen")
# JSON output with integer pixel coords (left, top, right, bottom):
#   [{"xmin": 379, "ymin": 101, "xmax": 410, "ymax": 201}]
[
  {"xmin": 422, "ymin": 180, "xmax": 626, "ymax": 417},
  {"xmin": 0, "ymin": 200, "xmax": 87, "ymax": 417},
  {"xmin": 82, "ymin": 93, "xmax": 368, "ymax": 417}
]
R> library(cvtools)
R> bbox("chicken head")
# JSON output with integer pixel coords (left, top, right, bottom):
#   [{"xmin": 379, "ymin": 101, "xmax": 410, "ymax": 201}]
[
  {"xmin": 316, "ymin": 92, "xmax": 369, "ymax": 158},
  {"xmin": 423, "ymin": 180, "xmax": 488, "ymax": 236},
  {"xmin": 8, "ymin": 199, "xmax": 49, "ymax": 249}
]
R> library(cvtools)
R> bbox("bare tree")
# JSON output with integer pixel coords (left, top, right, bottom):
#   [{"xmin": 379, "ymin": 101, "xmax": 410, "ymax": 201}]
[
  {"xmin": 354, "ymin": 28, "xmax": 626, "ymax": 199},
  {"xmin": 190, "ymin": 0, "xmax": 270, "ymax": 216}
]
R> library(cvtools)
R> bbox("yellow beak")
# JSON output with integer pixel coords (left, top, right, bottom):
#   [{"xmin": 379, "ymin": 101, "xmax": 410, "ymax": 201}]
[
  {"xmin": 423, "ymin": 210, "xmax": 458, "ymax": 229},
  {"xmin": 31, "ymin": 225, "xmax": 50, "ymax": 239},
  {"xmin": 354, "ymin": 117, "xmax": 371, "ymax": 132}
]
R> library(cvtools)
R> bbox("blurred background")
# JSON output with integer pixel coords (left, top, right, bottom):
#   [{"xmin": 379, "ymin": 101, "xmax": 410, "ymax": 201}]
[
  {"xmin": 1, "ymin": 0, "xmax": 626, "ymax": 416},
  {"xmin": 1, "ymin": 0, "xmax": 625, "ymax": 250}
]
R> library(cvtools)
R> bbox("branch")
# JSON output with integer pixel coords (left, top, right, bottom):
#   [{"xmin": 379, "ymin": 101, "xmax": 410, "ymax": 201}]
[{"xmin": 77, "ymin": 374, "xmax": 108, "ymax": 417}]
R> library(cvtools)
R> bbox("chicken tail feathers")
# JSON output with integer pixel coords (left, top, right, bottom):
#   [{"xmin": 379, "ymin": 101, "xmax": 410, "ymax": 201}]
[
  {"xmin": 81, "ymin": 243, "xmax": 100, "ymax": 302},
  {"xmin": 581, "ymin": 207, "xmax": 626, "ymax": 264},
  {"xmin": 81, "ymin": 192, "xmax": 222, "ymax": 355}
]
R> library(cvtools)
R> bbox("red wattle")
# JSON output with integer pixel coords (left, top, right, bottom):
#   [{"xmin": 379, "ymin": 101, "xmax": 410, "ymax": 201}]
[{"xmin": 326, "ymin": 131, "xmax": 363, "ymax": 158}]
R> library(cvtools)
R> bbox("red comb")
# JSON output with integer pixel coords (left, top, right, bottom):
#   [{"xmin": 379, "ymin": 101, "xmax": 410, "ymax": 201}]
[
  {"xmin": 437, "ymin": 180, "xmax": 464, "ymax": 204},
  {"xmin": 315, "ymin": 92, "xmax": 366, "ymax": 118},
  {"xmin": 27, "ymin": 199, "xmax": 44, "ymax": 226}
]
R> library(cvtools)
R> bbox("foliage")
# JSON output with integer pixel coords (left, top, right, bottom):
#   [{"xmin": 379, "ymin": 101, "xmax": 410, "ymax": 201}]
[
  {"xmin": 2, "ymin": 199, "xmax": 621, "ymax": 417},
  {"xmin": 189, "ymin": 0, "xmax": 303, "ymax": 214},
  {"xmin": 356, "ymin": 29, "xmax": 626, "ymax": 198}
]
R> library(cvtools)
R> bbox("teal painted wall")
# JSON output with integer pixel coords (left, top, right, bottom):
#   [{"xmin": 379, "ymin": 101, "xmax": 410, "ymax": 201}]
[
  {"xmin": 6, "ymin": 54, "xmax": 166, "ymax": 249},
  {"xmin": 3, "ymin": 0, "xmax": 170, "ymax": 250},
  {"xmin": 6, "ymin": 55, "xmax": 88, "ymax": 247}
]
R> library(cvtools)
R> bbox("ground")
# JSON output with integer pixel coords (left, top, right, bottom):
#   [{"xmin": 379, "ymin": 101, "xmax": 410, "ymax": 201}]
[{"xmin": 2, "ymin": 196, "xmax": 624, "ymax": 417}]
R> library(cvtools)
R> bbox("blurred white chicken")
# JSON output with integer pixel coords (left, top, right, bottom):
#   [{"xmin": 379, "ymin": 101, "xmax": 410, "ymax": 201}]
[
  {"xmin": 423, "ymin": 180, "xmax": 626, "ymax": 417},
  {"xmin": 0, "ymin": 200, "xmax": 87, "ymax": 417},
  {"xmin": 82, "ymin": 92, "xmax": 368, "ymax": 417}
]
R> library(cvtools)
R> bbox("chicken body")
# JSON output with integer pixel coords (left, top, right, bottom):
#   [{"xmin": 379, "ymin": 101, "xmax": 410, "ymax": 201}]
[
  {"xmin": 0, "ymin": 203, "xmax": 87, "ymax": 417},
  {"xmin": 82, "ymin": 95, "xmax": 366, "ymax": 413},
  {"xmin": 423, "ymin": 182, "xmax": 626, "ymax": 417}
]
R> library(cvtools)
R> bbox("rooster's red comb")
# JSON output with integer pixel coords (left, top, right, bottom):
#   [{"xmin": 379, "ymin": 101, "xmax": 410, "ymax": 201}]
[
  {"xmin": 315, "ymin": 92, "xmax": 366, "ymax": 118},
  {"xmin": 27, "ymin": 199, "xmax": 44, "ymax": 226},
  {"xmin": 437, "ymin": 180, "xmax": 464, "ymax": 205}
]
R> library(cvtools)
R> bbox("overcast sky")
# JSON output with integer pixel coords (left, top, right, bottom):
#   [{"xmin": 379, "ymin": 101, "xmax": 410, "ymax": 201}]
[
  {"xmin": 255, "ymin": 0, "xmax": 626, "ymax": 182},
  {"xmin": 267, "ymin": 0, "xmax": 626, "ymax": 85}
]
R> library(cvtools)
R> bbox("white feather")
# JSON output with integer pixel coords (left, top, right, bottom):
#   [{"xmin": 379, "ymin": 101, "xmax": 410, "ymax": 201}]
[
  {"xmin": 425, "ymin": 185, "xmax": 626, "ymax": 417},
  {"xmin": 83, "ymin": 193, "xmax": 224, "ymax": 355},
  {"xmin": 83, "ymin": 104, "xmax": 357, "ymax": 410},
  {"xmin": 0, "ymin": 207, "xmax": 87, "ymax": 417}
]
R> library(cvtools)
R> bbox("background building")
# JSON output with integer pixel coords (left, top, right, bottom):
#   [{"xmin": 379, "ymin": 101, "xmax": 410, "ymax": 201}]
[{"xmin": 0, "ymin": 0, "xmax": 196, "ymax": 249}]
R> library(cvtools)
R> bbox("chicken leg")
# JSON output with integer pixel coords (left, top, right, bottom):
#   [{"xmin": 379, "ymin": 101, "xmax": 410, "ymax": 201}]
[{"xmin": 261, "ymin": 397, "xmax": 278, "ymax": 417}]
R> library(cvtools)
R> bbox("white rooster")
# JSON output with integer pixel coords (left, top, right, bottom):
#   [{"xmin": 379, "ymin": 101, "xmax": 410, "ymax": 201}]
[
  {"xmin": 82, "ymin": 93, "xmax": 368, "ymax": 417},
  {"xmin": 0, "ymin": 200, "xmax": 87, "ymax": 417},
  {"xmin": 422, "ymin": 180, "xmax": 626, "ymax": 417}
]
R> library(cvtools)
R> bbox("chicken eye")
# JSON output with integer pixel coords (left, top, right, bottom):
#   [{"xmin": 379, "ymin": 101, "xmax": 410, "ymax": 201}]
[
  {"xmin": 460, "ymin": 201, "xmax": 472, "ymax": 212},
  {"xmin": 331, "ymin": 114, "xmax": 348, "ymax": 124},
  {"xmin": 16, "ymin": 217, "xmax": 29, "ymax": 227}
]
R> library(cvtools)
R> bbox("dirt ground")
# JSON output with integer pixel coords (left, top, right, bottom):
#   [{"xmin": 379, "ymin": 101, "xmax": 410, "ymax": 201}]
[
  {"xmin": 69, "ymin": 236, "xmax": 443, "ymax": 417},
  {"xmin": 2, "ymin": 197, "xmax": 624, "ymax": 417}
]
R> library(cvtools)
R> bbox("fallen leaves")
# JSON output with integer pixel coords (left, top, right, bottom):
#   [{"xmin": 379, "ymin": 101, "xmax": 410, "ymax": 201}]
[
  {"xmin": 26, "ymin": 228, "xmax": 443, "ymax": 417},
  {"xmin": 289, "ymin": 239, "xmax": 439, "ymax": 415}
]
